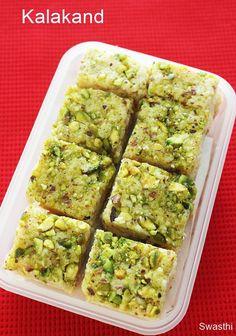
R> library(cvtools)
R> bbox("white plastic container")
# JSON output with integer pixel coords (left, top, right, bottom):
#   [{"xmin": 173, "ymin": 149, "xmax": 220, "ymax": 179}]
[{"xmin": 0, "ymin": 42, "xmax": 235, "ymax": 335}]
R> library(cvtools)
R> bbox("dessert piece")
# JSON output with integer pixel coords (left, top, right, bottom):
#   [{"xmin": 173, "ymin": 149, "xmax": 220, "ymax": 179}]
[
  {"xmin": 52, "ymin": 87, "xmax": 134, "ymax": 163},
  {"xmin": 102, "ymin": 159, "xmax": 196, "ymax": 250},
  {"xmin": 77, "ymin": 49, "xmax": 148, "ymax": 100},
  {"xmin": 82, "ymin": 230, "xmax": 177, "ymax": 318},
  {"xmin": 148, "ymin": 61, "xmax": 219, "ymax": 118},
  {"xmin": 124, "ymin": 97, "xmax": 207, "ymax": 175},
  {"xmin": 27, "ymin": 138, "xmax": 115, "ymax": 224},
  {"xmin": 5, "ymin": 203, "xmax": 91, "ymax": 293}
]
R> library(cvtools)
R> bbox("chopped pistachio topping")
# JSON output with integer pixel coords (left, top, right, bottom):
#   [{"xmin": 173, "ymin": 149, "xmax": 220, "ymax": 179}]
[
  {"xmin": 102, "ymin": 159, "xmax": 196, "ymax": 249},
  {"xmin": 9, "ymin": 50, "xmax": 219, "ymax": 310},
  {"xmin": 124, "ymin": 97, "xmax": 210, "ymax": 175},
  {"xmin": 27, "ymin": 138, "xmax": 115, "ymax": 224},
  {"xmin": 77, "ymin": 49, "xmax": 148, "ymax": 100},
  {"xmin": 82, "ymin": 230, "xmax": 177, "ymax": 318},
  {"xmin": 5, "ymin": 203, "xmax": 91, "ymax": 293},
  {"xmin": 52, "ymin": 87, "xmax": 133, "ymax": 163},
  {"xmin": 148, "ymin": 61, "xmax": 219, "ymax": 112}
]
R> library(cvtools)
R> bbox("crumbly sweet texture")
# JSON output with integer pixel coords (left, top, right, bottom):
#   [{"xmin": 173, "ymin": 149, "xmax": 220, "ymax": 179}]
[
  {"xmin": 102, "ymin": 159, "xmax": 196, "ymax": 250},
  {"xmin": 124, "ymin": 97, "xmax": 207, "ymax": 175},
  {"xmin": 77, "ymin": 49, "xmax": 148, "ymax": 100},
  {"xmin": 52, "ymin": 87, "xmax": 134, "ymax": 163},
  {"xmin": 7, "ymin": 50, "xmax": 219, "ymax": 309},
  {"xmin": 5, "ymin": 203, "xmax": 91, "ymax": 293},
  {"xmin": 82, "ymin": 230, "xmax": 177, "ymax": 318},
  {"xmin": 27, "ymin": 138, "xmax": 116, "ymax": 224},
  {"xmin": 148, "ymin": 61, "xmax": 219, "ymax": 116}
]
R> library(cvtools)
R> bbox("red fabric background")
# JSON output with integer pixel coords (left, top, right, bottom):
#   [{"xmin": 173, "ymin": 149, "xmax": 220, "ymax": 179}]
[{"xmin": 0, "ymin": 1, "xmax": 235, "ymax": 335}]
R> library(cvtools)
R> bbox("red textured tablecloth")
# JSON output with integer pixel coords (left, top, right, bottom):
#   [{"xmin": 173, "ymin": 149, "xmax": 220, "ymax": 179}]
[{"xmin": 0, "ymin": 1, "xmax": 235, "ymax": 335}]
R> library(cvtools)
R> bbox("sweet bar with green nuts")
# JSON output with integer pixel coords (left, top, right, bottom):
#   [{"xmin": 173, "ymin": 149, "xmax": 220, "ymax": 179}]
[
  {"xmin": 77, "ymin": 49, "xmax": 148, "ymax": 100},
  {"xmin": 27, "ymin": 138, "xmax": 115, "ymax": 225},
  {"xmin": 124, "ymin": 96, "xmax": 207, "ymax": 175},
  {"xmin": 6, "ymin": 47, "xmax": 221, "ymax": 313},
  {"xmin": 5, "ymin": 203, "xmax": 91, "ymax": 293},
  {"xmin": 102, "ymin": 159, "xmax": 196, "ymax": 250},
  {"xmin": 52, "ymin": 86, "xmax": 134, "ymax": 164},
  {"xmin": 82, "ymin": 230, "xmax": 177, "ymax": 318},
  {"xmin": 148, "ymin": 61, "xmax": 219, "ymax": 117}
]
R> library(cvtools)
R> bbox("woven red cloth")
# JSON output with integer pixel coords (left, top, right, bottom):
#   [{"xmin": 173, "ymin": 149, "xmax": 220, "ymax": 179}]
[{"xmin": 0, "ymin": 1, "xmax": 235, "ymax": 335}]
